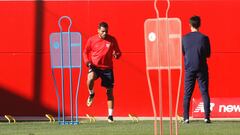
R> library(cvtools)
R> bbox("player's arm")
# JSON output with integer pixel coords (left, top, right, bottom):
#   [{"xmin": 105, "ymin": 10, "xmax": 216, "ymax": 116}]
[
  {"xmin": 112, "ymin": 37, "xmax": 121, "ymax": 59},
  {"xmin": 83, "ymin": 38, "xmax": 92, "ymax": 68},
  {"xmin": 204, "ymin": 36, "xmax": 211, "ymax": 58},
  {"xmin": 182, "ymin": 38, "xmax": 185, "ymax": 56}
]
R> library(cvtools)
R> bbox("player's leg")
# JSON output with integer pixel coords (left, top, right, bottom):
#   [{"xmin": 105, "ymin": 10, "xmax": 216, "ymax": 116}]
[
  {"xmin": 197, "ymin": 70, "xmax": 211, "ymax": 123},
  {"xmin": 100, "ymin": 69, "xmax": 115, "ymax": 123},
  {"xmin": 86, "ymin": 69, "xmax": 98, "ymax": 107},
  {"xmin": 107, "ymin": 88, "xmax": 114, "ymax": 123},
  {"xmin": 183, "ymin": 71, "xmax": 196, "ymax": 123}
]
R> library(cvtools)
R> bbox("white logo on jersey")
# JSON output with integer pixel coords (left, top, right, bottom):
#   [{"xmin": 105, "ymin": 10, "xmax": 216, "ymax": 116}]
[
  {"xmin": 194, "ymin": 102, "xmax": 215, "ymax": 113},
  {"xmin": 106, "ymin": 43, "xmax": 111, "ymax": 48}
]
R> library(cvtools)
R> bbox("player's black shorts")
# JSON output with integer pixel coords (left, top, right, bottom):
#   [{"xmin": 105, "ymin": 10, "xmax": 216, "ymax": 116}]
[{"xmin": 89, "ymin": 67, "xmax": 114, "ymax": 88}]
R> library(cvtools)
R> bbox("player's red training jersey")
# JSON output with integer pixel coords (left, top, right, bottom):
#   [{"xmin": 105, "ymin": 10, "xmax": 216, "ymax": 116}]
[{"xmin": 83, "ymin": 34, "xmax": 121, "ymax": 69}]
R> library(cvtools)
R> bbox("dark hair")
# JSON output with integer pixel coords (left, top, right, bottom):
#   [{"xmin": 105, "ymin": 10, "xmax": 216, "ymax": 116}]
[
  {"xmin": 189, "ymin": 16, "xmax": 201, "ymax": 29},
  {"xmin": 98, "ymin": 22, "xmax": 108, "ymax": 29}
]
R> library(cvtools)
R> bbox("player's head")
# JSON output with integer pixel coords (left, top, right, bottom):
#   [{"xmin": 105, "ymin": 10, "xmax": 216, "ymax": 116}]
[
  {"xmin": 98, "ymin": 22, "xmax": 108, "ymax": 39},
  {"xmin": 189, "ymin": 16, "xmax": 201, "ymax": 29}
]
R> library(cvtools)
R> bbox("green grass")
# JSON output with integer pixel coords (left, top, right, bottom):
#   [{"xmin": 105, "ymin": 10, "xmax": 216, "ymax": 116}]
[{"xmin": 0, "ymin": 120, "xmax": 240, "ymax": 135}]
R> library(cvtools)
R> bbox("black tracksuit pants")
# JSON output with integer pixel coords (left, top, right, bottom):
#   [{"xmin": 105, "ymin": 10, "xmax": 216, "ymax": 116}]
[{"xmin": 183, "ymin": 70, "xmax": 210, "ymax": 120}]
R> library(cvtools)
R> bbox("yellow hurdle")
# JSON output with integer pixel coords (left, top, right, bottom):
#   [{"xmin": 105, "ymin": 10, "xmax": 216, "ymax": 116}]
[
  {"xmin": 45, "ymin": 114, "xmax": 55, "ymax": 123},
  {"xmin": 128, "ymin": 114, "xmax": 139, "ymax": 122},
  {"xmin": 86, "ymin": 114, "xmax": 96, "ymax": 123},
  {"xmin": 177, "ymin": 115, "xmax": 183, "ymax": 123},
  {"xmin": 4, "ymin": 115, "xmax": 16, "ymax": 124}
]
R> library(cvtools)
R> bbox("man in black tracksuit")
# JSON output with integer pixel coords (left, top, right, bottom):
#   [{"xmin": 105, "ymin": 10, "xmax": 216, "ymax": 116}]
[{"xmin": 182, "ymin": 16, "xmax": 211, "ymax": 123}]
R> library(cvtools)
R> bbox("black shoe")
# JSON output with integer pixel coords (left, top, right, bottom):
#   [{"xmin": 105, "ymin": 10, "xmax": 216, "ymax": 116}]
[
  {"xmin": 87, "ymin": 93, "xmax": 95, "ymax": 107},
  {"xmin": 204, "ymin": 118, "xmax": 211, "ymax": 123},
  {"xmin": 108, "ymin": 116, "xmax": 114, "ymax": 123},
  {"xmin": 183, "ymin": 119, "xmax": 189, "ymax": 124}
]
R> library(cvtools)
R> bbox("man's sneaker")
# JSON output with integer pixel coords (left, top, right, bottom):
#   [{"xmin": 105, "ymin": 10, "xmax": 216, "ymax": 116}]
[
  {"xmin": 87, "ymin": 93, "xmax": 95, "ymax": 107},
  {"xmin": 204, "ymin": 118, "xmax": 211, "ymax": 123},
  {"xmin": 183, "ymin": 119, "xmax": 189, "ymax": 124},
  {"xmin": 108, "ymin": 116, "xmax": 114, "ymax": 123}
]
